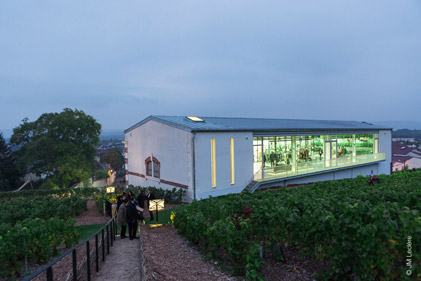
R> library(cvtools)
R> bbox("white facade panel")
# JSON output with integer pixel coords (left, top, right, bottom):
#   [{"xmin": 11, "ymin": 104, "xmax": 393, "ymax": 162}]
[
  {"xmin": 194, "ymin": 132, "xmax": 253, "ymax": 200},
  {"xmin": 125, "ymin": 120, "xmax": 194, "ymax": 201},
  {"xmin": 351, "ymin": 164, "xmax": 378, "ymax": 177},
  {"xmin": 378, "ymin": 130, "xmax": 392, "ymax": 175}
]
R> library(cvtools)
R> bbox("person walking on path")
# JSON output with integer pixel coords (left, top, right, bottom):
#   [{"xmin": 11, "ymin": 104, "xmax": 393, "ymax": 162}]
[
  {"xmin": 117, "ymin": 199, "xmax": 128, "ymax": 239},
  {"xmin": 146, "ymin": 189, "xmax": 155, "ymax": 221},
  {"xmin": 126, "ymin": 196, "xmax": 139, "ymax": 240},
  {"xmin": 137, "ymin": 190, "xmax": 145, "ymax": 209}
]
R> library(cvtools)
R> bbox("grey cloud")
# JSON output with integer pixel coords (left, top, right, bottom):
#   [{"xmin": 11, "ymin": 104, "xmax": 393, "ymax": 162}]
[{"xmin": 0, "ymin": 0, "xmax": 420, "ymax": 131}]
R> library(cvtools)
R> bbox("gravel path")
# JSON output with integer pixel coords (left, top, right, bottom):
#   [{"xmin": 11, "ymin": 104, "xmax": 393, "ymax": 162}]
[
  {"xmin": 140, "ymin": 224, "xmax": 237, "ymax": 281},
  {"xmin": 75, "ymin": 199, "xmax": 108, "ymax": 226},
  {"xmin": 92, "ymin": 237, "xmax": 141, "ymax": 281}
]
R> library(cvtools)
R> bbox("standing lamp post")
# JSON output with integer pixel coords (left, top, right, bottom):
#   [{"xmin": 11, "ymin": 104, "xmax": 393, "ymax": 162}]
[
  {"xmin": 106, "ymin": 186, "xmax": 117, "ymax": 216},
  {"xmin": 148, "ymin": 199, "xmax": 165, "ymax": 224}
]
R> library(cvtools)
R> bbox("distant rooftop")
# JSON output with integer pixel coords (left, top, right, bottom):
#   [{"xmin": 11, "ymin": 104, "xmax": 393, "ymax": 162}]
[
  {"xmin": 125, "ymin": 116, "xmax": 392, "ymax": 133},
  {"xmin": 392, "ymin": 142, "xmax": 419, "ymax": 156}
]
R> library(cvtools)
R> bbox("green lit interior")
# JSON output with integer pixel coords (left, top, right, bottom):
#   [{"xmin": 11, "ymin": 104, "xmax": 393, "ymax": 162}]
[{"xmin": 253, "ymin": 133, "xmax": 384, "ymax": 181}]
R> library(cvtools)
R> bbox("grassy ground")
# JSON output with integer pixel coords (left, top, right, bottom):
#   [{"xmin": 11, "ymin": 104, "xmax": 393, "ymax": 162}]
[
  {"xmin": 144, "ymin": 208, "xmax": 176, "ymax": 225},
  {"xmin": 75, "ymin": 224, "xmax": 105, "ymax": 241},
  {"xmin": 76, "ymin": 208, "xmax": 177, "ymax": 241}
]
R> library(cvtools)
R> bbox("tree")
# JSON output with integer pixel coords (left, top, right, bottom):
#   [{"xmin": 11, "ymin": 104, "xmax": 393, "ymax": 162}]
[
  {"xmin": 0, "ymin": 132, "xmax": 22, "ymax": 191},
  {"xmin": 10, "ymin": 108, "xmax": 102, "ymax": 188},
  {"xmin": 100, "ymin": 148, "xmax": 124, "ymax": 172}
]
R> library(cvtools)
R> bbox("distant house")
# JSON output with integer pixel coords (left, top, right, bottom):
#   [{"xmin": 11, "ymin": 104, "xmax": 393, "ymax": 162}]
[
  {"xmin": 392, "ymin": 141, "xmax": 421, "ymax": 171},
  {"xmin": 392, "ymin": 137, "xmax": 416, "ymax": 143},
  {"xmin": 392, "ymin": 160, "xmax": 405, "ymax": 172},
  {"xmin": 392, "ymin": 142, "xmax": 421, "ymax": 158},
  {"xmin": 124, "ymin": 116, "xmax": 391, "ymax": 202}
]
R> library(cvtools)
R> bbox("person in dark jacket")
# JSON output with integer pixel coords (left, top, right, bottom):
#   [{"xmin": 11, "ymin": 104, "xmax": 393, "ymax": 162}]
[
  {"xmin": 116, "ymin": 192, "xmax": 127, "ymax": 211},
  {"xmin": 136, "ymin": 190, "xmax": 146, "ymax": 223},
  {"xmin": 127, "ymin": 191, "xmax": 134, "ymax": 199},
  {"xmin": 126, "ymin": 196, "xmax": 138, "ymax": 239},
  {"xmin": 137, "ymin": 190, "xmax": 145, "ymax": 209},
  {"xmin": 369, "ymin": 174, "xmax": 380, "ymax": 185},
  {"xmin": 146, "ymin": 189, "xmax": 155, "ymax": 221},
  {"xmin": 117, "ymin": 199, "xmax": 128, "ymax": 239}
]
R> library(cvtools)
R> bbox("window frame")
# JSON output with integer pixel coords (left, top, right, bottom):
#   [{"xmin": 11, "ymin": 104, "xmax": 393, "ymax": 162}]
[{"xmin": 145, "ymin": 156, "xmax": 160, "ymax": 178}]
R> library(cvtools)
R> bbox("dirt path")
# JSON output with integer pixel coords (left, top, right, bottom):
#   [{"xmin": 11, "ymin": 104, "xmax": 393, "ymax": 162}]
[
  {"xmin": 92, "ymin": 237, "xmax": 141, "ymax": 281},
  {"xmin": 140, "ymin": 224, "xmax": 237, "ymax": 281},
  {"xmin": 75, "ymin": 199, "xmax": 108, "ymax": 226}
]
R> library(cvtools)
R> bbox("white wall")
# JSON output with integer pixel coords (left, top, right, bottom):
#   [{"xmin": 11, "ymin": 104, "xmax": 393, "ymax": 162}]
[
  {"xmin": 378, "ymin": 130, "xmax": 392, "ymax": 175},
  {"xmin": 125, "ymin": 120, "xmax": 194, "ymax": 201},
  {"xmin": 406, "ymin": 158, "xmax": 421, "ymax": 170},
  {"xmin": 393, "ymin": 162, "xmax": 404, "ymax": 172},
  {"xmin": 194, "ymin": 132, "xmax": 253, "ymax": 200}
]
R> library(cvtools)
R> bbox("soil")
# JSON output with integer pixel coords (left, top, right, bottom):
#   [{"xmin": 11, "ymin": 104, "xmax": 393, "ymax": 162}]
[
  {"xmin": 140, "ymin": 224, "xmax": 238, "ymax": 281},
  {"xmin": 75, "ymin": 199, "xmax": 108, "ymax": 226},
  {"xmin": 262, "ymin": 244, "xmax": 327, "ymax": 281},
  {"xmin": 139, "ymin": 223, "xmax": 327, "ymax": 281}
]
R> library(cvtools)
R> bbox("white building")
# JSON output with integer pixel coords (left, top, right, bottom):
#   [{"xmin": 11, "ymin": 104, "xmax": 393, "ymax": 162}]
[
  {"xmin": 392, "ymin": 156, "xmax": 421, "ymax": 172},
  {"xmin": 124, "ymin": 116, "xmax": 392, "ymax": 202}
]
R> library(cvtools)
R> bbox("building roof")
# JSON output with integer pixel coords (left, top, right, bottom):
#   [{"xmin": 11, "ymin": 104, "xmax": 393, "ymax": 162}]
[
  {"xmin": 392, "ymin": 155, "xmax": 412, "ymax": 163},
  {"xmin": 125, "ymin": 115, "xmax": 392, "ymax": 133},
  {"xmin": 392, "ymin": 142, "xmax": 418, "ymax": 156}
]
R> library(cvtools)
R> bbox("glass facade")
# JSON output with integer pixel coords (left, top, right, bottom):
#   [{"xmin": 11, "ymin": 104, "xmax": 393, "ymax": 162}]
[{"xmin": 253, "ymin": 133, "xmax": 382, "ymax": 181}]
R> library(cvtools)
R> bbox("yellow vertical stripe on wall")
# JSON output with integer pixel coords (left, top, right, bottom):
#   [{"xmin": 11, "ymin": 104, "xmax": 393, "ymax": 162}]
[
  {"xmin": 230, "ymin": 138, "xmax": 235, "ymax": 184},
  {"xmin": 211, "ymin": 138, "xmax": 216, "ymax": 187}
]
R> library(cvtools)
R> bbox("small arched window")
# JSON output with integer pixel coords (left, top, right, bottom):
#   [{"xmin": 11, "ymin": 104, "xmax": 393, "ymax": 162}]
[
  {"xmin": 146, "ymin": 160, "xmax": 153, "ymax": 176},
  {"xmin": 145, "ymin": 157, "xmax": 160, "ymax": 178}
]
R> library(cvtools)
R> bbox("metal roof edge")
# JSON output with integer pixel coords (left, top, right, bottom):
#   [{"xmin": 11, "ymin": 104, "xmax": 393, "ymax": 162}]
[
  {"xmin": 124, "ymin": 116, "xmax": 192, "ymax": 134},
  {"xmin": 192, "ymin": 128, "xmax": 391, "ymax": 133}
]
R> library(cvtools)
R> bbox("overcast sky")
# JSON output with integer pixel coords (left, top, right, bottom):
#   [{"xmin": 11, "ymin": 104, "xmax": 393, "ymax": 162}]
[{"xmin": 1, "ymin": 0, "xmax": 420, "ymax": 133}]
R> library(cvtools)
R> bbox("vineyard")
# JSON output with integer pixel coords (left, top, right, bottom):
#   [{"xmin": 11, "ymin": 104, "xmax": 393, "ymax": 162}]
[
  {"xmin": 0, "ymin": 188, "xmax": 99, "ymax": 278},
  {"xmin": 174, "ymin": 171, "xmax": 421, "ymax": 280}
]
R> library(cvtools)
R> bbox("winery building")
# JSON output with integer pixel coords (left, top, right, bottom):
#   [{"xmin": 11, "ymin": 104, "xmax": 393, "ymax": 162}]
[{"xmin": 124, "ymin": 116, "xmax": 392, "ymax": 202}]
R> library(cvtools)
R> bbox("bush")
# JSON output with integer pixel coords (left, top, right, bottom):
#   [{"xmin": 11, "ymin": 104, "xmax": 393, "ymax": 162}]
[
  {"xmin": 174, "ymin": 171, "xmax": 421, "ymax": 280},
  {"xmin": 0, "ymin": 188, "xmax": 96, "ymax": 277},
  {"xmin": 127, "ymin": 185, "xmax": 186, "ymax": 204},
  {"xmin": 0, "ymin": 218, "xmax": 77, "ymax": 277},
  {"xmin": 94, "ymin": 169, "xmax": 109, "ymax": 180},
  {"xmin": 0, "ymin": 187, "xmax": 100, "ymax": 200}
]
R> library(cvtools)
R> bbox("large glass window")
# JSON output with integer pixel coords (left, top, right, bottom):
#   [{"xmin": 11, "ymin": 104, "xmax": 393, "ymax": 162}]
[
  {"xmin": 336, "ymin": 134, "xmax": 353, "ymax": 158},
  {"xmin": 295, "ymin": 135, "xmax": 323, "ymax": 163},
  {"xmin": 261, "ymin": 136, "xmax": 293, "ymax": 169},
  {"xmin": 356, "ymin": 134, "xmax": 374, "ymax": 155},
  {"xmin": 253, "ymin": 137, "xmax": 263, "ymax": 174},
  {"xmin": 253, "ymin": 133, "xmax": 381, "ymax": 181}
]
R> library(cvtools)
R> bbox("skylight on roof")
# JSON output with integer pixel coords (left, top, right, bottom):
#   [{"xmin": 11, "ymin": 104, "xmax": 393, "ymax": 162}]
[{"xmin": 186, "ymin": 116, "xmax": 204, "ymax": 122}]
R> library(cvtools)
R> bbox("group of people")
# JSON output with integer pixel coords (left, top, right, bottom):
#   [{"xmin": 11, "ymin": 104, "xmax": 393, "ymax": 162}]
[{"xmin": 116, "ymin": 189, "xmax": 155, "ymax": 240}]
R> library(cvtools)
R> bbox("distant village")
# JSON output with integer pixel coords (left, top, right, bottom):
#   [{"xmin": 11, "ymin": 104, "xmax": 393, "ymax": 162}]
[{"xmin": 392, "ymin": 137, "xmax": 421, "ymax": 171}]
